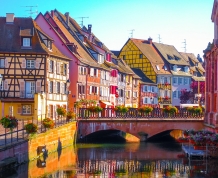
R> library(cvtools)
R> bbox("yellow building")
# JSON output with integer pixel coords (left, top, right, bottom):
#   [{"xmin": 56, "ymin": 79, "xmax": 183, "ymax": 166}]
[{"xmin": 119, "ymin": 38, "xmax": 172, "ymax": 107}]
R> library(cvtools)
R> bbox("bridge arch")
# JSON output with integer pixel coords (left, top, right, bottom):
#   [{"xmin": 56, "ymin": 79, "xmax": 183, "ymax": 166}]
[{"xmin": 78, "ymin": 119, "xmax": 204, "ymax": 142}]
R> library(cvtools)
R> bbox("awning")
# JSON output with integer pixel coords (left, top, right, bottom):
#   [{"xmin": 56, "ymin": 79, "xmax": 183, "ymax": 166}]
[{"xmin": 100, "ymin": 101, "xmax": 113, "ymax": 106}]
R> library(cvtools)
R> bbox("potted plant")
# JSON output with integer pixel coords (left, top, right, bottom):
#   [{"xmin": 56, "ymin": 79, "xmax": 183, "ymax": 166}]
[
  {"xmin": 87, "ymin": 105, "xmax": 103, "ymax": 113},
  {"xmin": 66, "ymin": 110, "xmax": 76, "ymax": 121},
  {"xmin": 114, "ymin": 105, "xmax": 129, "ymax": 115},
  {"xmin": 56, "ymin": 106, "xmax": 67, "ymax": 117},
  {"xmin": 138, "ymin": 106, "xmax": 153, "ymax": 114},
  {"xmin": 24, "ymin": 123, "xmax": 38, "ymax": 134},
  {"xmin": 42, "ymin": 118, "xmax": 55, "ymax": 129},
  {"xmin": 0, "ymin": 115, "xmax": 18, "ymax": 131},
  {"xmin": 163, "ymin": 106, "xmax": 178, "ymax": 114}
]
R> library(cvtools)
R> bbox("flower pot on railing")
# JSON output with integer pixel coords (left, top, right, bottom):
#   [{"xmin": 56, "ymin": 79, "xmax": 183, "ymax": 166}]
[
  {"xmin": 0, "ymin": 115, "xmax": 18, "ymax": 131},
  {"xmin": 42, "ymin": 118, "xmax": 55, "ymax": 129},
  {"xmin": 24, "ymin": 123, "xmax": 38, "ymax": 134},
  {"xmin": 66, "ymin": 110, "xmax": 76, "ymax": 121},
  {"xmin": 114, "ymin": 105, "xmax": 129, "ymax": 116},
  {"xmin": 137, "ymin": 106, "xmax": 153, "ymax": 116},
  {"xmin": 56, "ymin": 106, "xmax": 67, "ymax": 117},
  {"xmin": 162, "ymin": 106, "xmax": 178, "ymax": 117},
  {"xmin": 87, "ymin": 106, "xmax": 103, "ymax": 117}
]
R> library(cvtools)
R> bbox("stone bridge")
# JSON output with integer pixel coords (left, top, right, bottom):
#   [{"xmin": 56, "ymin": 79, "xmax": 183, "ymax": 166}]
[{"xmin": 77, "ymin": 118, "xmax": 204, "ymax": 142}]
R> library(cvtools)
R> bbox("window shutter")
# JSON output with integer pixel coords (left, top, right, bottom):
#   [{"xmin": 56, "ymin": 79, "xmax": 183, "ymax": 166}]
[
  {"xmin": 90, "ymin": 68, "xmax": 94, "ymax": 76},
  {"xmin": 147, "ymin": 97, "xmax": 151, "ymax": 104},
  {"xmin": 57, "ymin": 62, "xmax": 60, "ymax": 74},
  {"xmin": 96, "ymin": 87, "xmax": 99, "ymax": 94},
  {"xmin": 53, "ymin": 81, "xmax": 56, "ymax": 93},
  {"xmin": 36, "ymin": 80, "xmax": 41, "ymax": 93},
  {"xmin": 167, "ymin": 90, "xmax": 171, "ymax": 97},
  {"xmin": 17, "ymin": 105, "xmax": 22, "ymax": 114},
  {"xmin": 53, "ymin": 61, "xmax": 56, "ymax": 74},
  {"xmin": 5, "ymin": 58, "xmax": 8, "ymax": 68},
  {"xmin": 89, "ymin": 86, "xmax": 92, "ymax": 94},
  {"xmin": 96, "ymin": 69, "xmax": 98, "ymax": 77},
  {"xmin": 35, "ymin": 59, "xmax": 40, "ymax": 69},
  {"xmin": 4, "ymin": 80, "xmax": 8, "ymax": 90},
  {"xmin": 22, "ymin": 59, "xmax": 26, "ymax": 68}
]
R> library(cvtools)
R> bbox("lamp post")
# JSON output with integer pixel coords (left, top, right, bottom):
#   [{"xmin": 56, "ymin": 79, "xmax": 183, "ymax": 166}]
[{"xmin": 66, "ymin": 79, "xmax": 71, "ymax": 111}]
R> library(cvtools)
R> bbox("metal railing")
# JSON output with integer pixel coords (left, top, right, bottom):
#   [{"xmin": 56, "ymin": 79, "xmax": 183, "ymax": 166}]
[
  {"xmin": 78, "ymin": 108, "xmax": 204, "ymax": 120},
  {"xmin": 0, "ymin": 114, "xmax": 75, "ymax": 147}
]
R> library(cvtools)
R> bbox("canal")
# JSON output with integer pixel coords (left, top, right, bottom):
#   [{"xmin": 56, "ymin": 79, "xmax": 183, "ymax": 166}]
[{"xmin": 1, "ymin": 135, "xmax": 218, "ymax": 178}]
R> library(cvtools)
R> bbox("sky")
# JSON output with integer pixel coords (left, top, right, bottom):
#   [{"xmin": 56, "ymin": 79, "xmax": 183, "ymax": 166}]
[{"xmin": 0, "ymin": 0, "xmax": 214, "ymax": 58}]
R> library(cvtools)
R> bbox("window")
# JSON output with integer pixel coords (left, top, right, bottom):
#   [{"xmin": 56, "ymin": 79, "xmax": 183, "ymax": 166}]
[
  {"xmin": 23, "ymin": 38, "xmax": 31, "ymax": 47},
  {"xmin": 178, "ymin": 77, "xmax": 183, "ymax": 85},
  {"xmin": 164, "ymin": 65, "xmax": 168, "ymax": 71},
  {"xmin": 119, "ymin": 89, "xmax": 124, "ymax": 97},
  {"xmin": 139, "ymin": 54, "xmax": 143, "ymax": 59},
  {"xmin": 63, "ymin": 83, "xmax": 67, "ymax": 94},
  {"xmin": 184, "ymin": 78, "xmax": 188, "ymax": 85},
  {"xmin": 164, "ymin": 77, "xmax": 167, "ymax": 83},
  {"xmin": 79, "ymin": 66, "xmax": 86, "ymax": 75},
  {"xmin": 22, "ymin": 105, "xmax": 31, "ymax": 114},
  {"xmin": 56, "ymin": 62, "xmax": 60, "ymax": 74},
  {"xmin": 178, "ymin": 91, "xmax": 181, "ymax": 98},
  {"xmin": 48, "ymin": 41, "xmax": 52, "ymax": 50},
  {"xmin": 50, "ymin": 81, "xmax": 53, "ymax": 93},
  {"xmin": 173, "ymin": 91, "xmax": 177, "ymax": 98},
  {"xmin": 156, "ymin": 65, "xmax": 160, "ymax": 70},
  {"xmin": 133, "ymin": 91, "xmax": 137, "ymax": 97},
  {"xmin": 143, "ymin": 97, "xmax": 151, "ymax": 104},
  {"xmin": 56, "ymin": 82, "xmax": 60, "ymax": 93},
  {"xmin": 89, "ymin": 86, "xmax": 98, "ymax": 94},
  {"xmin": 125, "ymin": 90, "xmax": 131, "ymax": 98},
  {"xmin": 78, "ymin": 85, "xmax": 85, "ymax": 94},
  {"xmin": 151, "ymin": 86, "xmax": 155, "ymax": 92},
  {"xmin": 49, "ymin": 60, "xmax": 54, "ymax": 72},
  {"xmin": 173, "ymin": 65, "xmax": 177, "ymax": 72},
  {"xmin": 123, "ymin": 55, "xmax": 126, "ymax": 60},
  {"xmin": 63, "ymin": 64, "xmax": 67, "ymax": 75},
  {"xmin": 25, "ymin": 81, "xmax": 35, "ymax": 97},
  {"xmin": 0, "ymin": 59, "xmax": 4, "ymax": 68},
  {"xmin": 98, "ymin": 54, "xmax": 104, "ymax": 64},
  {"xmin": 184, "ymin": 66, "xmax": 189, "ymax": 73},
  {"xmin": 94, "ymin": 69, "xmax": 98, "ymax": 77},
  {"xmin": 26, "ymin": 60, "xmax": 35, "ymax": 68},
  {"xmin": 173, "ymin": 77, "xmax": 178, "ymax": 85}
]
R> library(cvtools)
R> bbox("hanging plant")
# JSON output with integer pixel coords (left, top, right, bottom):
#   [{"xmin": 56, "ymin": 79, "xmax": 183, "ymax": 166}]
[
  {"xmin": 0, "ymin": 115, "xmax": 18, "ymax": 131},
  {"xmin": 24, "ymin": 123, "xmax": 38, "ymax": 134},
  {"xmin": 56, "ymin": 106, "xmax": 67, "ymax": 116},
  {"xmin": 42, "ymin": 118, "xmax": 55, "ymax": 129}
]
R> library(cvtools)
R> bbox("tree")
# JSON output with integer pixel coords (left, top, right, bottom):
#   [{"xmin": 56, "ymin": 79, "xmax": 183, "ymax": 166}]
[{"xmin": 180, "ymin": 81, "xmax": 205, "ymax": 104}]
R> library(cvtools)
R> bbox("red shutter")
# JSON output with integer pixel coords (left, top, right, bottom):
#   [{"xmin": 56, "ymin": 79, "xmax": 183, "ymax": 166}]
[
  {"xmin": 106, "ymin": 53, "xmax": 111, "ymax": 62},
  {"xmin": 110, "ymin": 86, "xmax": 113, "ymax": 94}
]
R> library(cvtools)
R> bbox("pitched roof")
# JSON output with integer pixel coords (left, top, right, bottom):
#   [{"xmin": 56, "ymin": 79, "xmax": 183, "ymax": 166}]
[
  {"xmin": 131, "ymin": 68, "xmax": 155, "ymax": 84},
  {"xmin": 0, "ymin": 17, "xmax": 45, "ymax": 53},
  {"xmin": 153, "ymin": 42, "xmax": 189, "ymax": 66},
  {"xmin": 128, "ymin": 38, "xmax": 171, "ymax": 75}
]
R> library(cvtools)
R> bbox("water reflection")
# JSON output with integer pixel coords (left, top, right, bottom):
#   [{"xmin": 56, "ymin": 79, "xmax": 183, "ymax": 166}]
[{"xmin": 4, "ymin": 142, "xmax": 218, "ymax": 177}]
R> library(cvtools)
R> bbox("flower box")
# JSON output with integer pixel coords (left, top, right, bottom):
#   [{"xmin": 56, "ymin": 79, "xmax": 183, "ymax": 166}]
[{"xmin": 194, "ymin": 145, "xmax": 206, "ymax": 150}]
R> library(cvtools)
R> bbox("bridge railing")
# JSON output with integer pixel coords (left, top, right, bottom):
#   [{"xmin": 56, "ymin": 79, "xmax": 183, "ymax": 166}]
[{"xmin": 78, "ymin": 108, "xmax": 204, "ymax": 120}]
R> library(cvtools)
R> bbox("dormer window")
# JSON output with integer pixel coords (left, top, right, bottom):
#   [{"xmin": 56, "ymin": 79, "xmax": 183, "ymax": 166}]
[
  {"xmin": 184, "ymin": 66, "xmax": 189, "ymax": 73},
  {"xmin": 174, "ymin": 55, "xmax": 180, "ymax": 60},
  {"xmin": 164, "ymin": 65, "xmax": 167, "ymax": 71},
  {"xmin": 167, "ymin": 55, "xmax": 173, "ymax": 60},
  {"xmin": 173, "ymin": 65, "xmax": 177, "ymax": 72},
  {"xmin": 47, "ymin": 41, "xmax": 52, "ymax": 50},
  {"xmin": 98, "ymin": 54, "xmax": 104, "ymax": 64},
  {"xmin": 23, "ymin": 38, "xmax": 31, "ymax": 47},
  {"xmin": 156, "ymin": 65, "xmax": 160, "ymax": 70}
]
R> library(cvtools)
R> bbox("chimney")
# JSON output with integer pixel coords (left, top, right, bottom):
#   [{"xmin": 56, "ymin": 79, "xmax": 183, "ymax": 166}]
[
  {"xmin": 88, "ymin": 24, "xmax": 92, "ymax": 34},
  {"xmin": 51, "ymin": 10, "xmax": 54, "ymax": 17},
  {"xmin": 65, "ymin": 12, "xmax": 69, "ymax": 26},
  {"xmin": 148, "ymin": 37, "xmax": 152, "ymax": 44},
  {"xmin": 6, "ymin": 13, "xmax": 14, "ymax": 23}
]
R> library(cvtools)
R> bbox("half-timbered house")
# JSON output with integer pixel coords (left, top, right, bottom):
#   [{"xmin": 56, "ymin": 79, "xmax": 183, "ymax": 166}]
[{"xmin": 0, "ymin": 13, "xmax": 70, "ymax": 120}]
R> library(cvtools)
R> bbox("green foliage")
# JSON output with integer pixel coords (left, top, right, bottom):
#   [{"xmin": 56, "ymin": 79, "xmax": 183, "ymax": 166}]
[
  {"xmin": 138, "ymin": 106, "xmax": 153, "ymax": 113},
  {"xmin": 163, "ymin": 106, "xmax": 178, "ymax": 114},
  {"xmin": 42, "ymin": 118, "xmax": 55, "ymax": 129},
  {"xmin": 24, "ymin": 123, "xmax": 38, "ymax": 134},
  {"xmin": 0, "ymin": 115, "xmax": 18, "ymax": 131},
  {"xmin": 56, "ymin": 106, "xmax": 67, "ymax": 116},
  {"xmin": 114, "ymin": 105, "xmax": 129, "ymax": 113},
  {"xmin": 87, "ymin": 105, "xmax": 103, "ymax": 113}
]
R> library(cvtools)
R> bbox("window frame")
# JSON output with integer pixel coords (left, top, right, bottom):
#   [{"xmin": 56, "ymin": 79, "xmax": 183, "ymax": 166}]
[
  {"xmin": 50, "ymin": 81, "xmax": 53, "ymax": 93},
  {"xmin": 22, "ymin": 104, "xmax": 32, "ymax": 114},
  {"xmin": 26, "ymin": 59, "xmax": 35, "ymax": 69},
  {"xmin": 0, "ymin": 59, "xmax": 5, "ymax": 68},
  {"xmin": 49, "ymin": 60, "xmax": 54, "ymax": 73},
  {"xmin": 22, "ymin": 38, "xmax": 31, "ymax": 47}
]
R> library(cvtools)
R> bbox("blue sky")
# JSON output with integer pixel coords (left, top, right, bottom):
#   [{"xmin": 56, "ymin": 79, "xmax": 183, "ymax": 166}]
[{"xmin": 0, "ymin": 0, "xmax": 214, "ymax": 57}]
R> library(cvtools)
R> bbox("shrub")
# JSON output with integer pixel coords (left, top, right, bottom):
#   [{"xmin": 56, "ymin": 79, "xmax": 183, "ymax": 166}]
[
  {"xmin": 0, "ymin": 115, "xmax": 18, "ymax": 131},
  {"xmin": 163, "ymin": 106, "xmax": 178, "ymax": 114},
  {"xmin": 114, "ymin": 105, "xmax": 129, "ymax": 113},
  {"xmin": 87, "ymin": 106, "xmax": 103, "ymax": 113},
  {"xmin": 24, "ymin": 123, "xmax": 38, "ymax": 134},
  {"xmin": 138, "ymin": 106, "xmax": 153, "ymax": 113},
  {"xmin": 56, "ymin": 106, "xmax": 67, "ymax": 116},
  {"xmin": 42, "ymin": 118, "xmax": 55, "ymax": 129}
]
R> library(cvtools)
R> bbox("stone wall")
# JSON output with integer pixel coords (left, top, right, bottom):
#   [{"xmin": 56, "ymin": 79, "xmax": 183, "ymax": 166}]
[{"xmin": 0, "ymin": 122, "xmax": 77, "ymax": 165}]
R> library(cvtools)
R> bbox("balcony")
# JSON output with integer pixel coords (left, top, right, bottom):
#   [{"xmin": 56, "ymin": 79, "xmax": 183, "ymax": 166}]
[
  {"xmin": 158, "ymin": 97, "xmax": 171, "ymax": 104},
  {"xmin": 20, "ymin": 91, "xmax": 34, "ymax": 98},
  {"xmin": 158, "ymin": 83, "xmax": 171, "ymax": 90}
]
